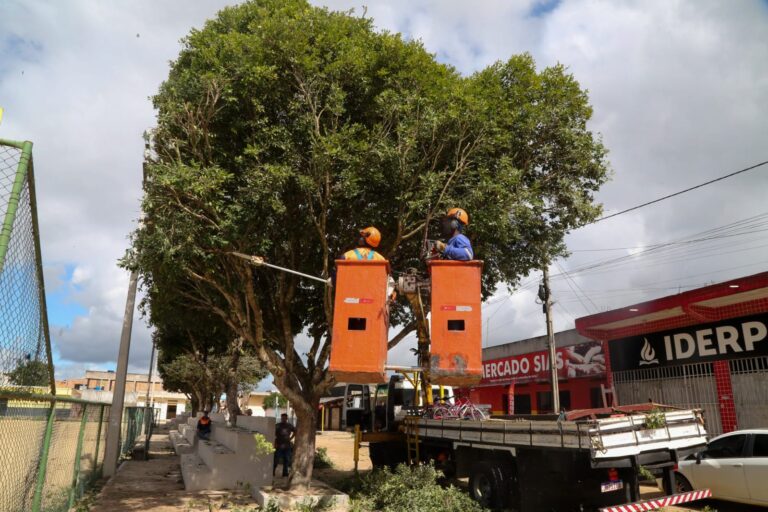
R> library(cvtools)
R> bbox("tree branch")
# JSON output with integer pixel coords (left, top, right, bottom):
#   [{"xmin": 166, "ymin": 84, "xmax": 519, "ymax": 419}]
[{"xmin": 387, "ymin": 321, "xmax": 417, "ymax": 350}]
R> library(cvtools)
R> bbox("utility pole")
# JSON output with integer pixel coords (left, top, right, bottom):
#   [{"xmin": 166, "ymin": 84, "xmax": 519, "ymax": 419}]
[
  {"xmin": 144, "ymin": 341, "xmax": 156, "ymax": 433},
  {"xmin": 540, "ymin": 266, "xmax": 560, "ymax": 414},
  {"xmin": 103, "ymin": 269, "xmax": 139, "ymax": 476},
  {"xmin": 104, "ymin": 133, "xmax": 150, "ymax": 476}
]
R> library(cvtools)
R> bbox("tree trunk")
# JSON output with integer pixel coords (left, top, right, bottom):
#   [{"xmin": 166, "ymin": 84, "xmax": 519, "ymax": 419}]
[
  {"xmin": 288, "ymin": 400, "xmax": 318, "ymax": 489},
  {"xmin": 225, "ymin": 342, "xmax": 242, "ymax": 425},
  {"xmin": 226, "ymin": 378, "xmax": 241, "ymax": 426},
  {"xmin": 190, "ymin": 393, "xmax": 200, "ymax": 415}
]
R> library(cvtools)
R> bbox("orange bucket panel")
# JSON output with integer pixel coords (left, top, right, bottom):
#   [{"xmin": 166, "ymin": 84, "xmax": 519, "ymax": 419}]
[
  {"xmin": 428, "ymin": 260, "xmax": 483, "ymax": 386},
  {"xmin": 329, "ymin": 260, "xmax": 390, "ymax": 384}
]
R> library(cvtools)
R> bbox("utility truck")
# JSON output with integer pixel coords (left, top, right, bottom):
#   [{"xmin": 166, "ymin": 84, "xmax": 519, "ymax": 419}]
[
  {"xmin": 233, "ymin": 221, "xmax": 712, "ymax": 510},
  {"xmin": 356, "ymin": 374, "xmax": 711, "ymax": 512}
]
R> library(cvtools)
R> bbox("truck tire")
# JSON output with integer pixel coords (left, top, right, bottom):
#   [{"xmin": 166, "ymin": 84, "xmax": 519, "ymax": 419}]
[
  {"xmin": 369, "ymin": 442, "xmax": 386, "ymax": 467},
  {"xmin": 674, "ymin": 473, "xmax": 693, "ymax": 493},
  {"xmin": 468, "ymin": 461, "xmax": 509, "ymax": 510},
  {"xmin": 369, "ymin": 441, "xmax": 406, "ymax": 469}
]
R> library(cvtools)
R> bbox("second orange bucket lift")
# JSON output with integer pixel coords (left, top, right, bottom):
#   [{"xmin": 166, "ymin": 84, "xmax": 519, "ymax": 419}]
[{"xmin": 428, "ymin": 260, "xmax": 484, "ymax": 386}]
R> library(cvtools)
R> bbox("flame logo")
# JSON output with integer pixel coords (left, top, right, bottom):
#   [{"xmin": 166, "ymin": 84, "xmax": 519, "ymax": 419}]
[{"xmin": 639, "ymin": 338, "xmax": 659, "ymax": 365}]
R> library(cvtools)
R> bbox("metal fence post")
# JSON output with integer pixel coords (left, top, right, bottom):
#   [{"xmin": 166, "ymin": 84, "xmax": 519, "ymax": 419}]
[
  {"xmin": 93, "ymin": 404, "xmax": 105, "ymax": 471},
  {"xmin": 0, "ymin": 141, "xmax": 31, "ymax": 271},
  {"xmin": 68, "ymin": 404, "xmax": 89, "ymax": 509},
  {"xmin": 32, "ymin": 400, "xmax": 57, "ymax": 512}
]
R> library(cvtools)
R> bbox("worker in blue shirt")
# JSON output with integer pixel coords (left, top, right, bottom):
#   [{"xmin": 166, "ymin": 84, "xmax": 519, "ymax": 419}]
[{"xmin": 435, "ymin": 207, "xmax": 473, "ymax": 260}]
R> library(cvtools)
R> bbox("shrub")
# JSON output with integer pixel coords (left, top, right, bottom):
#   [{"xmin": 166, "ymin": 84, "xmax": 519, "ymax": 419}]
[
  {"xmin": 638, "ymin": 466, "xmax": 655, "ymax": 482},
  {"xmin": 644, "ymin": 408, "xmax": 666, "ymax": 429},
  {"xmin": 314, "ymin": 447, "xmax": 334, "ymax": 469},
  {"xmin": 253, "ymin": 433, "xmax": 275, "ymax": 456},
  {"xmin": 348, "ymin": 463, "xmax": 486, "ymax": 512}
]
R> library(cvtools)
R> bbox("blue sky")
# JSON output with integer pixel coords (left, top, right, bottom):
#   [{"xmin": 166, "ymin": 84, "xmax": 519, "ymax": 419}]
[
  {"xmin": 46, "ymin": 265, "xmax": 88, "ymax": 327},
  {"xmin": 1, "ymin": 0, "xmax": 767, "ymax": 381}
]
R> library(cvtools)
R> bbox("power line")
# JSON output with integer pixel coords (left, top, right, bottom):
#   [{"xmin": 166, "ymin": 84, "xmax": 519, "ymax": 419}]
[
  {"xmin": 555, "ymin": 261, "xmax": 597, "ymax": 314},
  {"xmin": 569, "ymin": 227, "xmax": 768, "ymax": 252},
  {"xmin": 553, "ymin": 212, "xmax": 768, "ymax": 279},
  {"xmin": 591, "ymin": 159, "xmax": 768, "ymax": 224}
]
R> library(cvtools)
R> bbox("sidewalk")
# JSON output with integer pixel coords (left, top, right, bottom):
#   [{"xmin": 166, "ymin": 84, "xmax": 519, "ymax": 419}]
[{"xmin": 86, "ymin": 425, "xmax": 259, "ymax": 512}]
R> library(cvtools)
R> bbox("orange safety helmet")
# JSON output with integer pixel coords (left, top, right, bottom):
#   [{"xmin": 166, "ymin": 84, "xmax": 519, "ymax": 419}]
[
  {"xmin": 446, "ymin": 207, "xmax": 469, "ymax": 226},
  {"xmin": 359, "ymin": 226, "xmax": 382, "ymax": 248}
]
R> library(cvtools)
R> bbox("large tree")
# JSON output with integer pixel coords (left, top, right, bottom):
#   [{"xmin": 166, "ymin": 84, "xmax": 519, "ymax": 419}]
[
  {"xmin": 128, "ymin": 0, "xmax": 609, "ymax": 488},
  {"xmin": 6, "ymin": 358, "xmax": 49, "ymax": 387},
  {"xmin": 147, "ymin": 287, "xmax": 267, "ymax": 418},
  {"xmin": 159, "ymin": 338, "xmax": 267, "ymax": 419}
]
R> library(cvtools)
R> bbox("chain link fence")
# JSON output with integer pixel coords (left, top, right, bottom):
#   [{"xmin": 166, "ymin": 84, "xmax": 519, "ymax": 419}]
[
  {"xmin": 0, "ymin": 140, "xmax": 53, "ymax": 393},
  {"xmin": 0, "ymin": 392, "xmax": 154, "ymax": 512},
  {"xmin": 0, "ymin": 391, "xmax": 152, "ymax": 512},
  {"xmin": 0, "ymin": 139, "xmax": 154, "ymax": 510}
]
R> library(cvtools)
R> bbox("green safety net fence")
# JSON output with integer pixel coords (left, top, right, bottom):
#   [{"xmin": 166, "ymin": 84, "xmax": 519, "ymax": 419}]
[
  {"xmin": 0, "ymin": 140, "xmax": 53, "ymax": 393},
  {"xmin": 0, "ymin": 395, "xmax": 152, "ymax": 512},
  {"xmin": 0, "ymin": 139, "xmax": 155, "ymax": 511}
]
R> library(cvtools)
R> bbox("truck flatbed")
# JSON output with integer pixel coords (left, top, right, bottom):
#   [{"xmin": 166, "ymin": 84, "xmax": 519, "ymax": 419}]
[{"xmin": 411, "ymin": 409, "xmax": 707, "ymax": 460}]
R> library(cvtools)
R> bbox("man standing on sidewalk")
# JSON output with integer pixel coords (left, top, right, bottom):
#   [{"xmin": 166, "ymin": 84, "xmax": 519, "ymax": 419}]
[{"xmin": 273, "ymin": 413, "xmax": 295, "ymax": 477}]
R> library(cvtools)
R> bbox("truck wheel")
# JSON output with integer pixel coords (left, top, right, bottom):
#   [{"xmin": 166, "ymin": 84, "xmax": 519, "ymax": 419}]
[
  {"xmin": 675, "ymin": 473, "xmax": 693, "ymax": 493},
  {"xmin": 369, "ymin": 442, "xmax": 386, "ymax": 467},
  {"xmin": 469, "ymin": 461, "xmax": 509, "ymax": 510},
  {"xmin": 369, "ymin": 441, "xmax": 406, "ymax": 469}
]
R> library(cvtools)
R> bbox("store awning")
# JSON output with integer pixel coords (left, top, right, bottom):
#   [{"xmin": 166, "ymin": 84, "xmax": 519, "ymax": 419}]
[{"xmin": 575, "ymin": 271, "xmax": 768, "ymax": 341}]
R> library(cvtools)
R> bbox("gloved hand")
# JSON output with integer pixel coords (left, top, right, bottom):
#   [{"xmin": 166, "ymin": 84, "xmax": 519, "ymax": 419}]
[{"xmin": 435, "ymin": 240, "xmax": 446, "ymax": 253}]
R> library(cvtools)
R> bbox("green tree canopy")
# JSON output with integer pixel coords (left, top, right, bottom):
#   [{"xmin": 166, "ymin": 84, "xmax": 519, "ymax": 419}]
[
  {"xmin": 128, "ymin": 0, "xmax": 609, "ymax": 487},
  {"xmin": 263, "ymin": 391, "xmax": 288, "ymax": 410},
  {"xmin": 6, "ymin": 359, "xmax": 49, "ymax": 387}
]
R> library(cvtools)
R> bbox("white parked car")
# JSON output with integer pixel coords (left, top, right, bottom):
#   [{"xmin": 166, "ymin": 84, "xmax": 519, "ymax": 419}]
[{"xmin": 666, "ymin": 429, "xmax": 768, "ymax": 507}]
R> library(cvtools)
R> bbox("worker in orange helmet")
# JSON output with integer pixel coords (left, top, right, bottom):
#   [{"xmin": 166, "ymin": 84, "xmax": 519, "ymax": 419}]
[
  {"xmin": 341, "ymin": 226, "xmax": 386, "ymax": 261},
  {"xmin": 435, "ymin": 208, "xmax": 473, "ymax": 261},
  {"xmin": 336, "ymin": 226, "xmax": 396, "ymax": 299}
]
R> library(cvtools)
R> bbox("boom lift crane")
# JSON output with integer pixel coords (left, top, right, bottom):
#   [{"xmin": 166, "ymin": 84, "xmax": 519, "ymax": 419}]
[{"xmin": 232, "ymin": 226, "xmax": 483, "ymax": 406}]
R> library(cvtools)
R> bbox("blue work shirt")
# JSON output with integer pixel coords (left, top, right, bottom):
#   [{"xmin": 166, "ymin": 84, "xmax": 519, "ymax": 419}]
[{"xmin": 443, "ymin": 234, "xmax": 473, "ymax": 261}]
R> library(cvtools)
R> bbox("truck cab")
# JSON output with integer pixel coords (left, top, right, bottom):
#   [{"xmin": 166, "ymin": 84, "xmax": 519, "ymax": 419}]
[{"xmin": 371, "ymin": 374, "xmax": 453, "ymax": 432}]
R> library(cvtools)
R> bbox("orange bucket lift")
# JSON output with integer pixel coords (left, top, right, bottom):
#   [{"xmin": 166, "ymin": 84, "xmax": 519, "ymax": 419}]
[
  {"xmin": 328, "ymin": 260, "xmax": 391, "ymax": 384},
  {"xmin": 428, "ymin": 260, "xmax": 483, "ymax": 386}
]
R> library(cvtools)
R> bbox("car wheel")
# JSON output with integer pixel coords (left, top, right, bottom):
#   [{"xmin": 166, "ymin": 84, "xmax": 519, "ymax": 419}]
[
  {"xmin": 675, "ymin": 473, "xmax": 693, "ymax": 493},
  {"xmin": 469, "ymin": 461, "xmax": 510, "ymax": 510}
]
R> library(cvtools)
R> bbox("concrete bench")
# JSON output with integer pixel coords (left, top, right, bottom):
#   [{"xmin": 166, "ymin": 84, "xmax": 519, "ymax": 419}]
[
  {"xmin": 169, "ymin": 417, "xmax": 199, "ymax": 455},
  {"xmin": 179, "ymin": 414, "xmax": 275, "ymax": 492}
]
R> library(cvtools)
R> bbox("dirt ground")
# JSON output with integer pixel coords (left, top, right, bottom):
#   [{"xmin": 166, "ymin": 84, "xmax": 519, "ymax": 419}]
[
  {"xmin": 86, "ymin": 426, "xmax": 261, "ymax": 512},
  {"xmin": 84, "ymin": 427, "xmax": 367, "ymax": 511}
]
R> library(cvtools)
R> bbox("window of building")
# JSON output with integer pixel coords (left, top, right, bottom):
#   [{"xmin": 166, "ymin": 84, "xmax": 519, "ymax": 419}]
[
  {"xmin": 535, "ymin": 390, "xmax": 571, "ymax": 413},
  {"xmin": 514, "ymin": 394, "xmax": 531, "ymax": 414},
  {"xmin": 590, "ymin": 387, "xmax": 604, "ymax": 408},
  {"xmin": 536, "ymin": 391, "xmax": 552, "ymax": 413}
]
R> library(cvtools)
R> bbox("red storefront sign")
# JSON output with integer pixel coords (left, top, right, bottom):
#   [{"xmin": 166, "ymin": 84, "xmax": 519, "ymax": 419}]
[{"xmin": 481, "ymin": 341, "xmax": 605, "ymax": 384}]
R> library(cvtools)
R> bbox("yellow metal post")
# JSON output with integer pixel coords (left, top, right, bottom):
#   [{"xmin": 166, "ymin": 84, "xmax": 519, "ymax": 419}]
[
  {"xmin": 320, "ymin": 405, "xmax": 325, "ymax": 433},
  {"xmin": 404, "ymin": 416, "xmax": 420, "ymax": 465}
]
